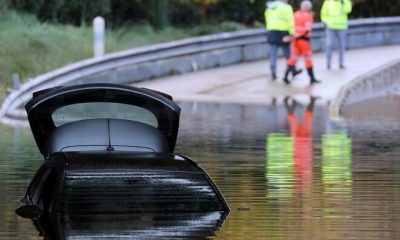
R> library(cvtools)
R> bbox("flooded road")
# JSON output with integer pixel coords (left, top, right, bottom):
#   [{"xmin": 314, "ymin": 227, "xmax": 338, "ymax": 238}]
[{"xmin": 1, "ymin": 97, "xmax": 400, "ymax": 239}]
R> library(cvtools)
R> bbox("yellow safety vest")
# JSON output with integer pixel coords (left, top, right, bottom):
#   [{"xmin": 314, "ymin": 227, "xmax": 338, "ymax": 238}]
[
  {"xmin": 321, "ymin": 0, "xmax": 352, "ymax": 30},
  {"xmin": 265, "ymin": 2, "xmax": 294, "ymax": 35}
]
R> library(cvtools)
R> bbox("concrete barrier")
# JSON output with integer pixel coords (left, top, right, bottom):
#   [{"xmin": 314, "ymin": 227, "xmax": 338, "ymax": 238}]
[
  {"xmin": 1, "ymin": 17, "xmax": 400, "ymax": 122},
  {"xmin": 330, "ymin": 59, "xmax": 400, "ymax": 119}
]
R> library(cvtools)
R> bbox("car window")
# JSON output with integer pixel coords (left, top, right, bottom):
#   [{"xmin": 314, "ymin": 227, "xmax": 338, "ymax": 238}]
[{"xmin": 52, "ymin": 102, "xmax": 158, "ymax": 128}]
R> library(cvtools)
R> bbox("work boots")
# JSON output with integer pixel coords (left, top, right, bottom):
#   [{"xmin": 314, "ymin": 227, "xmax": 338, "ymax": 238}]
[
  {"xmin": 307, "ymin": 67, "xmax": 321, "ymax": 85},
  {"xmin": 283, "ymin": 66, "xmax": 302, "ymax": 84},
  {"xmin": 271, "ymin": 72, "xmax": 277, "ymax": 81},
  {"xmin": 293, "ymin": 68, "xmax": 303, "ymax": 77},
  {"xmin": 283, "ymin": 66, "xmax": 292, "ymax": 84}
]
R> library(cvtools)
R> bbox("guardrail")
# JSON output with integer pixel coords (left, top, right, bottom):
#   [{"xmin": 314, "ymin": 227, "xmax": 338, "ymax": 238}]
[
  {"xmin": 1, "ymin": 17, "xmax": 400, "ymax": 124},
  {"xmin": 330, "ymin": 59, "xmax": 400, "ymax": 119}
]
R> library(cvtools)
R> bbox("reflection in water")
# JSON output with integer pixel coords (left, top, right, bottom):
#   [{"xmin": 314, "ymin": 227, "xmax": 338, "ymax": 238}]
[
  {"xmin": 32, "ymin": 211, "xmax": 226, "ymax": 239},
  {"xmin": 266, "ymin": 133, "xmax": 294, "ymax": 198},
  {"xmin": 322, "ymin": 132, "xmax": 352, "ymax": 188},
  {"xmin": 265, "ymin": 97, "xmax": 355, "ymax": 236},
  {"xmin": 0, "ymin": 125, "xmax": 42, "ymax": 240},
  {"xmin": 321, "ymin": 130, "xmax": 353, "ymax": 225},
  {"xmin": 266, "ymin": 97, "xmax": 318, "ymax": 199},
  {"xmin": 286, "ymin": 97, "xmax": 315, "ymax": 195}
]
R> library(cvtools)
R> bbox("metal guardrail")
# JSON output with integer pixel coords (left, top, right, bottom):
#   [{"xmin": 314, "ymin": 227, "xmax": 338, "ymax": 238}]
[
  {"xmin": 330, "ymin": 59, "xmax": 400, "ymax": 119},
  {"xmin": 1, "ymin": 17, "xmax": 400, "ymax": 125}
]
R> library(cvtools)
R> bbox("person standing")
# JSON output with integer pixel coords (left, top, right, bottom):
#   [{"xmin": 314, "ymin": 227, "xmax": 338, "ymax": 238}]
[
  {"xmin": 265, "ymin": 0, "xmax": 300, "ymax": 80},
  {"xmin": 321, "ymin": 0, "xmax": 352, "ymax": 69},
  {"xmin": 283, "ymin": 0, "xmax": 320, "ymax": 85}
]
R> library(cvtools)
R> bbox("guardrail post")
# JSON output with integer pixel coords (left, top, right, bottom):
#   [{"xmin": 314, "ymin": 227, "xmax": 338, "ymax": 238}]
[
  {"xmin": 93, "ymin": 16, "xmax": 105, "ymax": 58},
  {"xmin": 12, "ymin": 73, "xmax": 20, "ymax": 90}
]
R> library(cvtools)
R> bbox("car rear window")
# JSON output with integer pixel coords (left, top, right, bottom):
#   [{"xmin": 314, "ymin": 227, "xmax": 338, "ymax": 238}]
[{"xmin": 52, "ymin": 102, "xmax": 158, "ymax": 128}]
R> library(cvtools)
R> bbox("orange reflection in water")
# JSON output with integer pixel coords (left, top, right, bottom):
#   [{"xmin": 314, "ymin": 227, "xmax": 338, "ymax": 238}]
[
  {"xmin": 287, "ymin": 99, "xmax": 314, "ymax": 195},
  {"xmin": 266, "ymin": 97, "xmax": 317, "ymax": 199}
]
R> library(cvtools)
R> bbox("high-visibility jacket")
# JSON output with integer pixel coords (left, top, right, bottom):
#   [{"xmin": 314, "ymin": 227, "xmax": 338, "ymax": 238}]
[
  {"xmin": 294, "ymin": 10, "xmax": 313, "ymax": 39},
  {"xmin": 265, "ymin": 1, "xmax": 294, "ymax": 35},
  {"xmin": 321, "ymin": 0, "xmax": 352, "ymax": 30}
]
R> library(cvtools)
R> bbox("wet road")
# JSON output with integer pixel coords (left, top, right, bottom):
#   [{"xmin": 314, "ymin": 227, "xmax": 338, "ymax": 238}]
[{"xmin": 1, "ymin": 97, "xmax": 400, "ymax": 239}]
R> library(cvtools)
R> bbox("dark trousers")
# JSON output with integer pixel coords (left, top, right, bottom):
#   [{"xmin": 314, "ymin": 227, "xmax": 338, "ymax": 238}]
[{"xmin": 269, "ymin": 43, "xmax": 290, "ymax": 74}]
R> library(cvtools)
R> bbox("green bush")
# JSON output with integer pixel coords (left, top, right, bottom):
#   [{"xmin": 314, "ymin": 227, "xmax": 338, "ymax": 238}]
[
  {"xmin": 5, "ymin": 0, "xmax": 400, "ymax": 29},
  {"xmin": 221, "ymin": 21, "xmax": 247, "ymax": 32},
  {"xmin": 9, "ymin": 0, "xmax": 112, "ymax": 25}
]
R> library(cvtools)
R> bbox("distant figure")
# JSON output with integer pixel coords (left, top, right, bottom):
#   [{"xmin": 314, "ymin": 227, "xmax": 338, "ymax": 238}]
[
  {"xmin": 265, "ymin": 0, "xmax": 299, "ymax": 81},
  {"xmin": 283, "ymin": 0, "xmax": 320, "ymax": 85},
  {"xmin": 321, "ymin": 0, "xmax": 352, "ymax": 69}
]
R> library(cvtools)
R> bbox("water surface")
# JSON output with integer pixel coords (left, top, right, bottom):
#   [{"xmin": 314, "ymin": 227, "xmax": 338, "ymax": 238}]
[{"xmin": 1, "ymin": 97, "xmax": 400, "ymax": 239}]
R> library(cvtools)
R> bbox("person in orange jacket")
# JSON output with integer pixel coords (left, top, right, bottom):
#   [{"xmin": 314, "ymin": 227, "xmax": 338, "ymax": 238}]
[{"xmin": 283, "ymin": 0, "xmax": 320, "ymax": 85}]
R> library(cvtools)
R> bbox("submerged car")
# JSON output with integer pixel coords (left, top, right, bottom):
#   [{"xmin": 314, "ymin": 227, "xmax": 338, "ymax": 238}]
[{"xmin": 16, "ymin": 83, "xmax": 229, "ymax": 239}]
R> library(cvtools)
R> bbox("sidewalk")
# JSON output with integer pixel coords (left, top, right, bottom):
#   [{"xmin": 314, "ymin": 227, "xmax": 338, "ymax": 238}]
[{"xmin": 133, "ymin": 45, "xmax": 400, "ymax": 105}]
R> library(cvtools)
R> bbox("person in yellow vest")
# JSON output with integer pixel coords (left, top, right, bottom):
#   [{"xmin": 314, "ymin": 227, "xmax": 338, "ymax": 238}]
[
  {"xmin": 265, "ymin": 0, "xmax": 301, "ymax": 81},
  {"xmin": 321, "ymin": 0, "xmax": 352, "ymax": 69}
]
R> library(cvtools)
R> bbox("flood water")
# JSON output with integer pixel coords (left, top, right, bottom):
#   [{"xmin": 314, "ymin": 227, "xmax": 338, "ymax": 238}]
[{"xmin": 1, "ymin": 96, "xmax": 400, "ymax": 239}]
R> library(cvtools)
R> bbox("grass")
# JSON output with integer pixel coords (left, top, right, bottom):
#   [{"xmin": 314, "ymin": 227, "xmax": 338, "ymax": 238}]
[
  {"xmin": 0, "ymin": 10, "xmax": 247, "ymax": 101},
  {"xmin": 0, "ymin": 11, "xmax": 93, "ymax": 97}
]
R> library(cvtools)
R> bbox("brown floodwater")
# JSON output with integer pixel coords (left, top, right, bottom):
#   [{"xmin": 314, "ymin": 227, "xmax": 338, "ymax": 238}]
[{"xmin": 1, "ymin": 97, "xmax": 400, "ymax": 239}]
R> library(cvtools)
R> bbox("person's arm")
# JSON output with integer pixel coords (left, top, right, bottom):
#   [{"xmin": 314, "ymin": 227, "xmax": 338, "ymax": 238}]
[
  {"xmin": 320, "ymin": 1, "xmax": 328, "ymax": 24},
  {"xmin": 264, "ymin": 8, "xmax": 269, "ymax": 29},
  {"xmin": 342, "ymin": 0, "xmax": 352, "ymax": 14},
  {"xmin": 287, "ymin": 6, "xmax": 295, "ymax": 36},
  {"xmin": 305, "ymin": 13, "xmax": 314, "ymax": 32}
]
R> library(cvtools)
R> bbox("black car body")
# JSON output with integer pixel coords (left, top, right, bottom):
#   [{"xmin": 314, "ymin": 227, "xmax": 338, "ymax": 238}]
[{"xmin": 16, "ymin": 83, "xmax": 229, "ymax": 239}]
